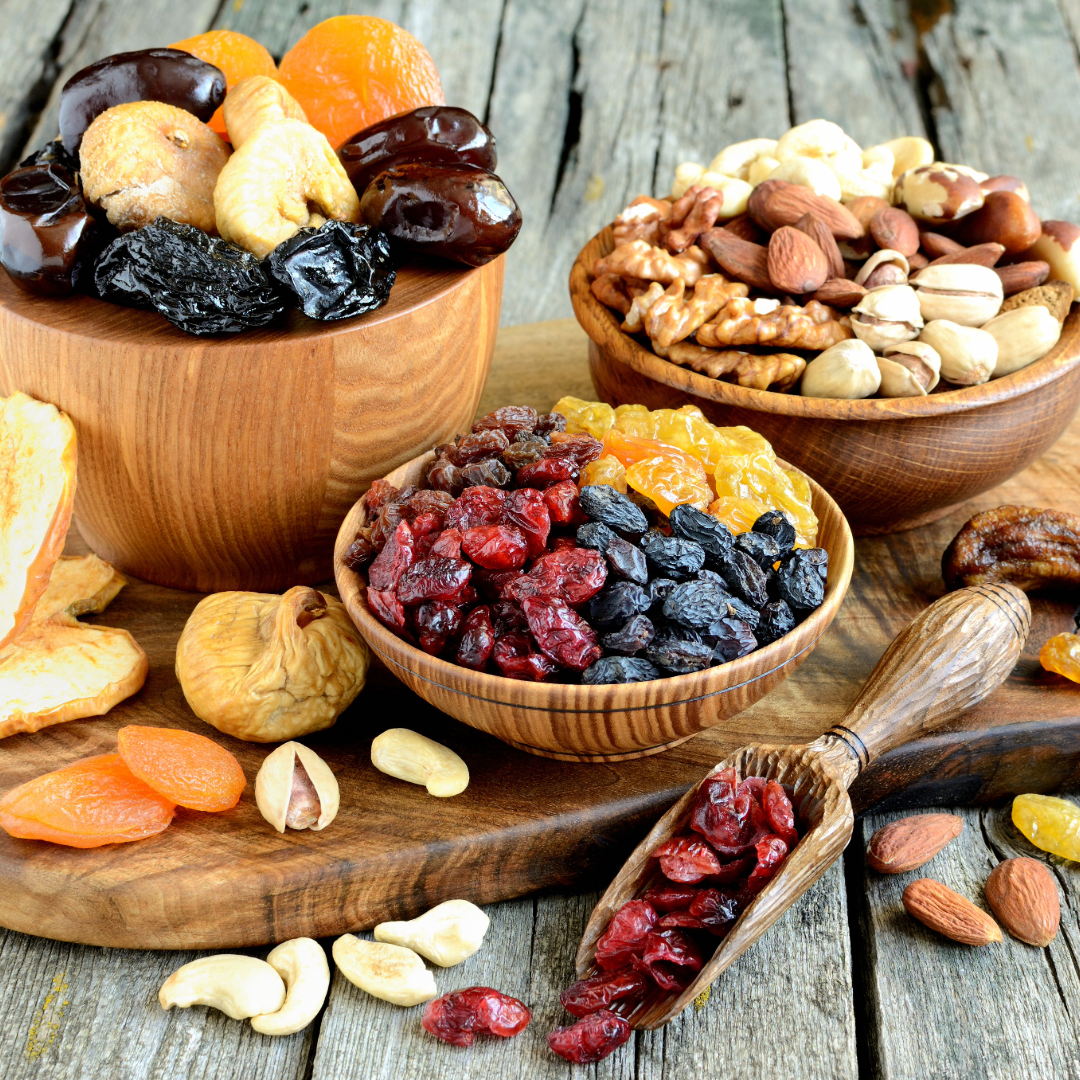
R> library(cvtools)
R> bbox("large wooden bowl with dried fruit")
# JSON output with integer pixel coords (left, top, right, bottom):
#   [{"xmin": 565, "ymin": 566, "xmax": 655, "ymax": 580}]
[
  {"xmin": 572, "ymin": 226, "xmax": 1080, "ymax": 536},
  {"xmin": 333, "ymin": 450, "xmax": 853, "ymax": 763},
  {"xmin": 0, "ymin": 256, "xmax": 503, "ymax": 592}
]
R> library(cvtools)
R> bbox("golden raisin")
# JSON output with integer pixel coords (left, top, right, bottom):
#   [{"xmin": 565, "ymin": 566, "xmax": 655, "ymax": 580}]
[{"xmin": 1040, "ymin": 633, "xmax": 1080, "ymax": 683}]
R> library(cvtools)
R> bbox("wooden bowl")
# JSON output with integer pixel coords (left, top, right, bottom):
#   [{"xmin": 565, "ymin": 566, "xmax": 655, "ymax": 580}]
[
  {"xmin": 333, "ymin": 452, "xmax": 854, "ymax": 763},
  {"xmin": 0, "ymin": 256, "xmax": 503, "ymax": 592},
  {"xmin": 571, "ymin": 227, "xmax": 1080, "ymax": 535}
]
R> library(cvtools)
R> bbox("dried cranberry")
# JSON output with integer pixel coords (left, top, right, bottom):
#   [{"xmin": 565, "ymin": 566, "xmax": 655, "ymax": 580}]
[
  {"xmin": 367, "ymin": 520, "xmax": 416, "ymax": 590},
  {"xmin": 657, "ymin": 911, "xmax": 707, "ymax": 930},
  {"xmin": 414, "ymin": 599, "xmax": 463, "ymax": 656},
  {"xmin": 633, "ymin": 929, "xmax": 704, "ymax": 991},
  {"xmin": 641, "ymin": 884, "xmax": 699, "ymax": 913},
  {"xmin": 708, "ymin": 853, "xmax": 756, "ymax": 883},
  {"xmin": 689, "ymin": 887, "xmax": 739, "ymax": 932},
  {"xmin": 421, "ymin": 986, "xmax": 531, "ymax": 1047},
  {"xmin": 430, "ymin": 528, "xmax": 463, "ymax": 559},
  {"xmin": 503, "ymin": 547, "xmax": 607, "ymax": 605},
  {"xmin": 363, "ymin": 478, "xmax": 399, "ymax": 516},
  {"xmin": 738, "ymin": 776, "xmax": 767, "ymax": 802},
  {"xmin": 691, "ymin": 782, "xmax": 750, "ymax": 857},
  {"xmin": 546, "ymin": 431, "xmax": 603, "ymax": 467},
  {"xmin": 446, "ymin": 485, "xmax": 508, "ymax": 531},
  {"xmin": 448, "ymin": 428, "xmax": 511, "ymax": 466},
  {"xmin": 763, "ymin": 781, "xmax": 799, "ymax": 848},
  {"xmin": 491, "ymin": 600, "xmax": 528, "ymax": 636},
  {"xmin": 550, "ymin": 535, "xmax": 578, "ymax": 551},
  {"xmin": 522, "ymin": 596, "xmax": 602, "ymax": 670},
  {"xmin": 652, "ymin": 835, "xmax": 723, "ymax": 883},
  {"xmin": 473, "ymin": 405, "xmax": 538, "ymax": 440},
  {"xmin": 543, "ymin": 479, "xmax": 586, "ymax": 526},
  {"xmin": 492, "ymin": 632, "xmax": 557, "ymax": 681},
  {"xmin": 457, "ymin": 605, "xmax": 495, "ymax": 670},
  {"xmin": 396, "ymin": 556, "xmax": 472, "ymax": 605},
  {"xmin": 462, "ymin": 524, "xmax": 529, "ymax": 570},
  {"xmin": 367, "ymin": 587, "xmax": 411, "ymax": 639},
  {"xmin": 594, "ymin": 899, "xmax": 657, "ymax": 971},
  {"xmin": 559, "ymin": 967, "xmax": 647, "ymax": 1018},
  {"xmin": 343, "ymin": 533, "xmax": 375, "ymax": 570},
  {"xmin": 503, "ymin": 488, "xmax": 551, "ymax": 558},
  {"xmin": 427, "ymin": 456, "xmax": 463, "ymax": 495},
  {"xmin": 371, "ymin": 498, "xmax": 407, "ymax": 548},
  {"xmin": 473, "ymin": 567, "xmax": 524, "ymax": 600},
  {"xmin": 547, "ymin": 1009, "xmax": 631, "ymax": 1064},
  {"xmin": 516, "ymin": 456, "xmax": 578, "ymax": 488},
  {"xmin": 410, "ymin": 510, "xmax": 444, "ymax": 539},
  {"xmin": 746, "ymin": 835, "xmax": 789, "ymax": 894}
]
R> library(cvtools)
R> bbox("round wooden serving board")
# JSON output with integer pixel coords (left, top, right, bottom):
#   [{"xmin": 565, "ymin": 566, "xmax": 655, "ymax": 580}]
[{"xmin": 1, "ymin": 320, "xmax": 1079, "ymax": 951}]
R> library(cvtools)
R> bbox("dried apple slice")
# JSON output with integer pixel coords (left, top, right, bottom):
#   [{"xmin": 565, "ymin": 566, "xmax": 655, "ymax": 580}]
[
  {"xmin": 34, "ymin": 554, "xmax": 126, "ymax": 621},
  {"xmin": 0, "ymin": 392, "xmax": 77, "ymax": 648}
]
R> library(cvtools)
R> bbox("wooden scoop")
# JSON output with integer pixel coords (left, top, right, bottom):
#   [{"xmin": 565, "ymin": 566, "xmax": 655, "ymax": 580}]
[{"xmin": 575, "ymin": 582, "xmax": 1031, "ymax": 1028}]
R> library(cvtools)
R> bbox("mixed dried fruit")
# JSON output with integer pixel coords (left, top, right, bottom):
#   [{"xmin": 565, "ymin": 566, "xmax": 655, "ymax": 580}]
[
  {"xmin": 589, "ymin": 119, "xmax": 1075, "ymax": 397},
  {"xmin": 345, "ymin": 401, "xmax": 827, "ymax": 683}
]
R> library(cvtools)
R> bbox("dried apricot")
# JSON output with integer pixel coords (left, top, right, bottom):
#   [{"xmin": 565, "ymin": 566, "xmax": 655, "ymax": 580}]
[
  {"xmin": 170, "ymin": 30, "xmax": 277, "ymax": 139},
  {"xmin": 117, "ymin": 726, "xmax": 246, "ymax": 812},
  {"xmin": 278, "ymin": 16, "xmax": 445, "ymax": 150},
  {"xmin": 0, "ymin": 754, "xmax": 175, "ymax": 847}
]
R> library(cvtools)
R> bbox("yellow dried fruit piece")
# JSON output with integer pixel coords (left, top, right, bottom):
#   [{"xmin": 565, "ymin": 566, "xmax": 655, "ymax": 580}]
[
  {"xmin": 708, "ymin": 495, "xmax": 766, "ymax": 536},
  {"xmin": 713, "ymin": 452, "xmax": 818, "ymax": 546},
  {"xmin": 552, "ymin": 396, "xmax": 615, "ymax": 439},
  {"xmin": 627, "ymin": 456, "xmax": 712, "ymax": 516},
  {"xmin": 612, "ymin": 403, "xmax": 657, "ymax": 438},
  {"xmin": 80, "ymin": 101, "xmax": 230, "ymax": 232},
  {"xmin": 1040, "ymin": 632, "xmax": 1080, "ymax": 682},
  {"xmin": 579, "ymin": 454, "xmax": 627, "ymax": 491},
  {"xmin": 223, "ymin": 75, "xmax": 308, "ymax": 150},
  {"xmin": 1012, "ymin": 794, "xmax": 1080, "ymax": 861}
]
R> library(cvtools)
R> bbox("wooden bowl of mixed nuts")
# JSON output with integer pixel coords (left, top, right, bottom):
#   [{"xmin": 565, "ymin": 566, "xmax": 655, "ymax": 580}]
[{"xmin": 571, "ymin": 121, "xmax": 1080, "ymax": 535}]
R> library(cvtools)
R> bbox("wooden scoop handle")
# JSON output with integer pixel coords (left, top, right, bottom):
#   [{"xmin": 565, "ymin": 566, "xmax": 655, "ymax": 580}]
[{"xmin": 818, "ymin": 583, "xmax": 1030, "ymax": 778}]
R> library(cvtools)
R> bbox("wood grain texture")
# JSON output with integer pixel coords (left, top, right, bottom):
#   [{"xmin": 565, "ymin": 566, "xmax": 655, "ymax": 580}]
[{"xmin": 0, "ymin": 257, "xmax": 502, "ymax": 592}]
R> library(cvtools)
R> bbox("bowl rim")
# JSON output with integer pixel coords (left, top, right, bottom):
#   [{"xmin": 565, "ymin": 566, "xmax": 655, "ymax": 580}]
[
  {"xmin": 570, "ymin": 225, "xmax": 1080, "ymax": 422},
  {"xmin": 333, "ymin": 449, "xmax": 855, "ymax": 712}
]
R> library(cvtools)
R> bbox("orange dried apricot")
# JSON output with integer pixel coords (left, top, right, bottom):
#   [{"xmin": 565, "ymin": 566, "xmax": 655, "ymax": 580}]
[
  {"xmin": 0, "ymin": 754, "xmax": 175, "ymax": 847},
  {"xmin": 278, "ymin": 16, "xmax": 444, "ymax": 150},
  {"xmin": 170, "ymin": 30, "xmax": 277, "ymax": 139},
  {"xmin": 601, "ymin": 430, "xmax": 707, "ymax": 479},
  {"xmin": 117, "ymin": 725, "xmax": 246, "ymax": 812}
]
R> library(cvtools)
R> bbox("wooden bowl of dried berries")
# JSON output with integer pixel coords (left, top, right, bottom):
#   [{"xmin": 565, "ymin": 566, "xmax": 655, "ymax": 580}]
[
  {"xmin": 570, "ymin": 120, "xmax": 1080, "ymax": 536},
  {"xmin": 333, "ymin": 399, "xmax": 854, "ymax": 762}
]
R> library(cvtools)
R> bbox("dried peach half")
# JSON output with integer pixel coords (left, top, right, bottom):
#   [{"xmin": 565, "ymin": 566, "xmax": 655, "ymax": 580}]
[
  {"xmin": 0, "ymin": 392, "xmax": 77, "ymax": 649},
  {"xmin": 117, "ymin": 726, "xmax": 246, "ymax": 812},
  {"xmin": 0, "ymin": 753, "xmax": 175, "ymax": 847}
]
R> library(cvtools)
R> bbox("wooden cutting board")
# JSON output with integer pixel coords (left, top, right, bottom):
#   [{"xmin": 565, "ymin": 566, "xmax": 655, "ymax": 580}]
[{"xmin": 1, "ymin": 319, "xmax": 1079, "ymax": 951}]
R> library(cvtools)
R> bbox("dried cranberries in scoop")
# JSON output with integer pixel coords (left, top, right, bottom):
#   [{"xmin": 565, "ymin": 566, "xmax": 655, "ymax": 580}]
[{"xmin": 548, "ymin": 1009, "xmax": 632, "ymax": 1064}]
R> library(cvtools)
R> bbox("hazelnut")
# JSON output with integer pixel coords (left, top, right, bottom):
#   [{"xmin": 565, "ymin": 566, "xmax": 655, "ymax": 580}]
[
  {"xmin": 954, "ymin": 191, "xmax": 1041, "ymax": 255},
  {"xmin": 894, "ymin": 164, "xmax": 984, "ymax": 224},
  {"xmin": 980, "ymin": 175, "xmax": 1030, "ymax": 203}
]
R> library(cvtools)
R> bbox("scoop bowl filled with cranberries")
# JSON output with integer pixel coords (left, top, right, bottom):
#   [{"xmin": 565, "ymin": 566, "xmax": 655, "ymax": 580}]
[{"xmin": 333, "ymin": 398, "xmax": 854, "ymax": 761}]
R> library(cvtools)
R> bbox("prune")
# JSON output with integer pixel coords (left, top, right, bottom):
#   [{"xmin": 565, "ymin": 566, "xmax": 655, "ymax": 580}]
[
  {"xmin": 578, "ymin": 485, "xmax": 649, "ymax": 534},
  {"xmin": 415, "ymin": 599, "xmax": 462, "ymax": 655},
  {"xmin": 546, "ymin": 432, "xmax": 604, "ymax": 468},
  {"xmin": 753, "ymin": 509, "xmax": 797, "ymax": 551},
  {"xmin": 640, "ymin": 532, "xmax": 706, "ymax": 579},
  {"xmin": 601, "ymin": 614, "xmax": 655, "ymax": 655},
  {"xmin": 547, "ymin": 1010, "xmax": 631, "ymax": 1064},
  {"xmin": 669, "ymin": 504, "xmax": 735, "ymax": 559},
  {"xmin": 582, "ymin": 656, "xmax": 662, "ymax": 684},
  {"xmin": 474, "ymin": 405, "xmax": 537, "ymax": 440},
  {"xmin": 0, "ymin": 164, "xmax": 102, "ymax": 296},
  {"xmin": 360, "ymin": 162, "xmax": 521, "ymax": 267},
  {"xmin": 449, "ymin": 429, "xmax": 510, "ymax": 466},
  {"xmin": 559, "ymin": 967, "xmax": 647, "ymax": 1018},
  {"xmin": 396, "ymin": 556, "xmax": 472, "ymax": 605},
  {"xmin": 652, "ymin": 835, "xmax": 723, "ymax": 883},
  {"xmin": 706, "ymin": 617, "xmax": 758, "ymax": 663},
  {"xmin": 421, "ymin": 986, "xmax": 531, "ymax": 1047},
  {"xmin": 503, "ymin": 487, "xmax": 550, "ymax": 558},
  {"xmin": 648, "ymin": 578, "xmax": 679, "ymax": 610},
  {"xmin": 59, "ymin": 48, "xmax": 226, "ymax": 154},
  {"xmin": 756, "ymin": 599, "xmax": 795, "ymax": 645},
  {"xmin": 535, "ymin": 411, "xmax": 567, "ymax": 436},
  {"xmin": 634, "ymin": 929, "xmax": 704, "ymax": 990},
  {"xmin": 492, "ymin": 631, "xmax": 558, "ymax": 681},
  {"xmin": 504, "ymin": 548, "xmax": 607, "ymax": 605},
  {"xmin": 446, "ymin": 486, "xmax": 507, "ymax": 531},
  {"xmin": 426, "ymin": 456, "xmax": 463, "ymax": 495},
  {"xmin": 594, "ymin": 899, "xmax": 656, "ymax": 971},
  {"xmin": 340, "ymin": 105, "xmax": 497, "ymax": 197},
  {"xmin": 589, "ymin": 582, "xmax": 651, "ymax": 627},
  {"xmin": 543, "ymin": 479, "xmax": 585, "ymax": 526},
  {"xmin": 430, "ymin": 528, "xmax": 463, "ymax": 559},
  {"xmin": 462, "ymin": 525, "xmax": 528, "ymax": 570},
  {"xmin": 763, "ymin": 781, "xmax": 799, "ymax": 848},
  {"xmin": 734, "ymin": 531, "xmax": 782, "ymax": 570},
  {"xmin": 516, "ymin": 456, "xmax": 578, "ymax": 488},
  {"xmin": 577, "ymin": 521, "xmax": 617, "ymax": 552},
  {"xmin": 746, "ymin": 835, "xmax": 789, "ymax": 893},
  {"xmin": 688, "ymin": 888, "xmax": 739, "ymax": 931},
  {"xmin": 19, "ymin": 139, "xmax": 79, "ymax": 172},
  {"xmin": 644, "ymin": 628, "xmax": 714, "ymax": 674},
  {"xmin": 606, "ymin": 536, "xmax": 648, "ymax": 584},
  {"xmin": 642, "ymin": 885, "xmax": 699, "ymax": 913},
  {"xmin": 501, "ymin": 437, "xmax": 547, "ymax": 470},
  {"xmin": 95, "ymin": 219, "xmax": 285, "ymax": 334},
  {"xmin": 663, "ymin": 580, "xmax": 730, "ymax": 631},
  {"xmin": 266, "ymin": 221, "xmax": 395, "ymax": 320},
  {"xmin": 522, "ymin": 596, "xmax": 601, "ymax": 670},
  {"xmin": 714, "ymin": 549, "xmax": 769, "ymax": 607},
  {"xmin": 343, "ymin": 533, "xmax": 375, "ymax": 570},
  {"xmin": 777, "ymin": 551, "xmax": 826, "ymax": 611},
  {"xmin": 457, "ymin": 605, "xmax": 495, "ymax": 670},
  {"xmin": 368, "ymin": 520, "xmax": 416, "ymax": 590},
  {"xmin": 368, "ymin": 587, "xmax": 411, "ymax": 639}
]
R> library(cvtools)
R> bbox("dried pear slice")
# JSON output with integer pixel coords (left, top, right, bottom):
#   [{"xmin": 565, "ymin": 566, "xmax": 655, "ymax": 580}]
[
  {"xmin": 0, "ymin": 392, "xmax": 77, "ymax": 648},
  {"xmin": 34, "ymin": 554, "xmax": 126, "ymax": 621}
]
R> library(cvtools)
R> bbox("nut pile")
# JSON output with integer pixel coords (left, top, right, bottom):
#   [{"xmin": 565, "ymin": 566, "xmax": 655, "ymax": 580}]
[
  {"xmin": 589, "ymin": 119, "xmax": 1077, "ymax": 398},
  {"xmin": 343, "ymin": 401, "xmax": 828, "ymax": 684},
  {"xmin": 0, "ymin": 19, "xmax": 521, "ymax": 334}
]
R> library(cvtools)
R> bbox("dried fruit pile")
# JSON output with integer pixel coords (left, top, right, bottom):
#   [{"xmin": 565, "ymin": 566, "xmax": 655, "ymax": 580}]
[
  {"xmin": 0, "ymin": 17, "xmax": 520, "ymax": 334},
  {"xmin": 548, "ymin": 768, "xmax": 804, "ymax": 1061},
  {"xmin": 344, "ymin": 400, "xmax": 827, "ymax": 684},
  {"xmin": 589, "ymin": 118, "xmax": 1076, "ymax": 398}
]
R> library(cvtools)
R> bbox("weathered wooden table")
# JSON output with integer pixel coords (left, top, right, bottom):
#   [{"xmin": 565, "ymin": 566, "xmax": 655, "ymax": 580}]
[{"xmin": 4, "ymin": 1, "xmax": 1080, "ymax": 1077}]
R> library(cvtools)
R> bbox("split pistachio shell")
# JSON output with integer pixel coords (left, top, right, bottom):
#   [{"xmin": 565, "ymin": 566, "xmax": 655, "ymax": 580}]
[
  {"xmin": 801, "ymin": 339, "xmax": 881, "ymax": 399},
  {"xmin": 332, "ymin": 935, "xmax": 437, "ymax": 1007},
  {"xmin": 912, "ymin": 263, "xmax": 1003, "ymax": 326},
  {"xmin": 375, "ymin": 899, "xmax": 490, "ymax": 967},
  {"xmin": 255, "ymin": 741, "xmax": 339, "ymax": 832},
  {"xmin": 882, "ymin": 341, "xmax": 941, "ymax": 392},
  {"xmin": 370, "ymin": 728, "xmax": 469, "ymax": 797},
  {"xmin": 982, "ymin": 306, "xmax": 1062, "ymax": 377},
  {"xmin": 854, "ymin": 249, "xmax": 909, "ymax": 287},
  {"xmin": 919, "ymin": 320, "xmax": 998, "ymax": 385},
  {"xmin": 876, "ymin": 357, "xmax": 927, "ymax": 397},
  {"xmin": 850, "ymin": 284, "xmax": 923, "ymax": 351}
]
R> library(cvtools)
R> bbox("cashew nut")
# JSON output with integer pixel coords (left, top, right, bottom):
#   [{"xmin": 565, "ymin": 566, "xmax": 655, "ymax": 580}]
[
  {"xmin": 374, "ymin": 899, "xmax": 490, "ymax": 968},
  {"xmin": 775, "ymin": 119, "xmax": 848, "ymax": 162},
  {"xmin": 707, "ymin": 138, "xmax": 778, "ymax": 181},
  {"xmin": 769, "ymin": 157, "xmax": 842, "ymax": 201},
  {"xmin": 223, "ymin": 76, "xmax": 308, "ymax": 150},
  {"xmin": 332, "ymin": 935, "xmax": 437, "ymax": 1006},
  {"xmin": 672, "ymin": 162, "xmax": 705, "ymax": 199},
  {"xmin": 370, "ymin": 728, "xmax": 469, "ymax": 797},
  {"xmin": 250, "ymin": 938, "xmax": 330, "ymax": 1036},
  {"xmin": 747, "ymin": 155, "xmax": 780, "ymax": 187},
  {"xmin": 255, "ymin": 741, "xmax": 340, "ymax": 832},
  {"xmin": 159, "ymin": 955, "xmax": 286, "ymax": 1020},
  {"xmin": 697, "ymin": 173, "xmax": 753, "ymax": 217},
  {"xmin": 881, "ymin": 136, "xmax": 934, "ymax": 178}
]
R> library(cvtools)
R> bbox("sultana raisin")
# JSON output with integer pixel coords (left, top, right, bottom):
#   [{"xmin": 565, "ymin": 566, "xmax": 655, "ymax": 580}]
[{"xmin": 1040, "ymin": 633, "xmax": 1080, "ymax": 682}]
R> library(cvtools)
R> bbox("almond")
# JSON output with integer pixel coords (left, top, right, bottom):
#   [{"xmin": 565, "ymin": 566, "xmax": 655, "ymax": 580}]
[
  {"xmin": 747, "ymin": 178, "xmax": 791, "ymax": 228},
  {"xmin": 699, "ymin": 227, "xmax": 773, "ymax": 291},
  {"xmin": 994, "ymin": 260, "xmax": 1050, "ymax": 296},
  {"xmin": 841, "ymin": 196, "xmax": 889, "ymax": 258},
  {"xmin": 908, "ymin": 251, "xmax": 929, "ymax": 270},
  {"xmin": 870, "ymin": 206, "xmax": 920, "ymax": 257},
  {"xmin": 926, "ymin": 241, "xmax": 1006, "ymax": 268},
  {"xmin": 902, "ymin": 878, "xmax": 1003, "ymax": 946},
  {"xmin": 757, "ymin": 185, "xmax": 865, "ymax": 240},
  {"xmin": 767, "ymin": 226, "xmax": 829, "ymax": 294},
  {"xmin": 985, "ymin": 857, "xmax": 1060, "ymax": 946},
  {"xmin": 721, "ymin": 213, "xmax": 767, "ymax": 245},
  {"xmin": 809, "ymin": 278, "xmax": 865, "ymax": 309},
  {"xmin": 920, "ymin": 231, "xmax": 966, "ymax": 259},
  {"xmin": 795, "ymin": 212, "xmax": 845, "ymax": 279},
  {"xmin": 867, "ymin": 813, "xmax": 964, "ymax": 873}
]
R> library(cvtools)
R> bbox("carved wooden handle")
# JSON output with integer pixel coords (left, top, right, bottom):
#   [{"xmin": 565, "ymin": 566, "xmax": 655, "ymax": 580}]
[{"xmin": 822, "ymin": 583, "xmax": 1031, "ymax": 773}]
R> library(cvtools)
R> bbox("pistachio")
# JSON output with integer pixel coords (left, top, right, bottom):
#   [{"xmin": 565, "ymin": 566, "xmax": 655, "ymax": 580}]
[
  {"xmin": 912, "ymin": 263, "xmax": 1003, "ymax": 326},
  {"xmin": 850, "ymin": 283, "xmax": 923, "ymax": 351},
  {"xmin": 255, "ymin": 741, "xmax": 340, "ymax": 833},
  {"xmin": 919, "ymin": 320, "xmax": 998, "ymax": 385},
  {"xmin": 882, "ymin": 340, "xmax": 941, "ymax": 392},
  {"xmin": 854, "ymin": 248, "xmax": 909, "ymax": 288},
  {"xmin": 800, "ymin": 338, "xmax": 881, "ymax": 399},
  {"xmin": 982, "ymin": 306, "xmax": 1062, "ymax": 377}
]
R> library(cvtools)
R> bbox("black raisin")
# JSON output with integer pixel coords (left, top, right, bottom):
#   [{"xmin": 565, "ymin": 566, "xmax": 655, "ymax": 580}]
[
  {"xmin": 777, "ymin": 551, "xmax": 826, "ymax": 611},
  {"xmin": 640, "ymin": 531, "xmax": 706, "ymax": 580},
  {"xmin": 582, "ymin": 655, "xmax": 662, "ymax": 684},
  {"xmin": 535, "ymin": 412, "xmax": 566, "ymax": 437},
  {"xmin": 577, "ymin": 521, "xmax": 618, "ymax": 552},
  {"xmin": 460, "ymin": 458, "xmax": 511, "ymax": 488},
  {"xmin": 662, "ymin": 580, "xmax": 731, "ymax": 631},
  {"xmin": 753, "ymin": 510, "xmax": 796, "ymax": 551},
  {"xmin": 644, "ymin": 628, "xmax": 714, "ymax": 674},
  {"xmin": 648, "ymin": 578, "xmax": 679, "ymax": 610},
  {"xmin": 578, "ymin": 485, "xmax": 649, "ymax": 534},
  {"xmin": 705, "ymin": 617, "xmax": 758, "ymax": 663},
  {"xmin": 756, "ymin": 599, "xmax": 796, "ymax": 645},
  {"xmin": 783, "ymin": 546, "xmax": 829, "ymax": 582},
  {"xmin": 724, "ymin": 595, "xmax": 761, "ymax": 629},
  {"xmin": 606, "ymin": 536, "xmax": 649, "ymax": 584},
  {"xmin": 589, "ymin": 582, "xmax": 651, "ymax": 626},
  {"xmin": 669, "ymin": 504, "xmax": 734, "ymax": 559},
  {"xmin": 714, "ymin": 549, "xmax": 769, "ymax": 607},
  {"xmin": 697, "ymin": 568, "xmax": 727, "ymax": 586},
  {"xmin": 602, "ymin": 614, "xmax": 655, "ymax": 655},
  {"xmin": 734, "ymin": 531, "xmax": 782, "ymax": 570}
]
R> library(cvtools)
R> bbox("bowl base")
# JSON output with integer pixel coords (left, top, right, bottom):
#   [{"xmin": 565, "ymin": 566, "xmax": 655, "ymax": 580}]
[
  {"xmin": 500, "ymin": 732, "xmax": 699, "ymax": 763},
  {"xmin": 851, "ymin": 500, "xmax": 965, "ymax": 537}
]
